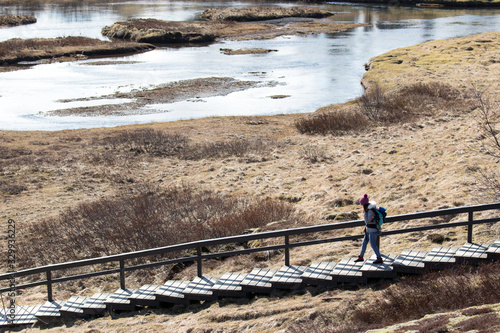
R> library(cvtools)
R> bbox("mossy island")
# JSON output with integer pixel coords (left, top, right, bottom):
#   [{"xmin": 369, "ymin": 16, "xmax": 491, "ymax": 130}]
[{"xmin": 0, "ymin": 14, "xmax": 36, "ymax": 27}]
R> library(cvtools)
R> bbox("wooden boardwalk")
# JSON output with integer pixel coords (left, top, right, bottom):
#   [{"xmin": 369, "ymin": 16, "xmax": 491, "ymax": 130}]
[{"xmin": 1, "ymin": 240, "xmax": 499, "ymax": 328}]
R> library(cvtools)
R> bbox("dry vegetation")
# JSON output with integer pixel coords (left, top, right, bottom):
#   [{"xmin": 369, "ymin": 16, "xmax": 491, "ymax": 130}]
[
  {"xmin": 0, "ymin": 32, "xmax": 499, "ymax": 332},
  {"xmin": 198, "ymin": 6, "xmax": 334, "ymax": 22},
  {"xmin": 0, "ymin": 36, "xmax": 154, "ymax": 66},
  {"xmin": 0, "ymin": 14, "xmax": 36, "ymax": 27},
  {"xmin": 101, "ymin": 7, "xmax": 365, "ymax": 43}
]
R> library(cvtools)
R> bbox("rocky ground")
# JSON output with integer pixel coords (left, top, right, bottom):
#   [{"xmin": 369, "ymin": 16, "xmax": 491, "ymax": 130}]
[{"xmin": 0, "ymin": 26, "xmax": 499, "ymax": 333}]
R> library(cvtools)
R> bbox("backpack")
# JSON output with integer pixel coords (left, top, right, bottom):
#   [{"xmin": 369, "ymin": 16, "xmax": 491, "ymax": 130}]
[{"xmin": 372, "ymin": 206, "xmax": 387, "ymax": 229}]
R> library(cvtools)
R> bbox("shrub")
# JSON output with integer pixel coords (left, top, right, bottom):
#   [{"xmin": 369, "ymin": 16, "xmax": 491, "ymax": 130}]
[
  {"xmin": 102, "ymin": 128, "xmax": 189, "ymax": 157},
  {"xmin": 294, "ymin": 82, "xmax": 463, "ymax": 135},
  {"xmin": 0, "ymin": 181, "xmax": 27, "ymax": 195},
  {"xmin": 358, "ymin": 82, "xmax": 462, "ymax": 124},
  {"xmin": 96, "ymin": 128, "xmax": 273, "ymax": 160},
  {"xmin": 181, "ymin": 137, "xmax": 270, "ymax": 160},
  {"xmin": 294, "ymin": 110, "xmax": 369, "ymax": 135},
  {"xmin": 299, "ymin": 145, "xmax": 330, "ymax": 163},
  {"xmin": 15, "ymin": 186, "xmax": 298, "ymax": 269}
]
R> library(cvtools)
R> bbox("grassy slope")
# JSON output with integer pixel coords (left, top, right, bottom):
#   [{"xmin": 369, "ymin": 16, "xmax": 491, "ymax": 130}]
[{"xmin": 1, "ymin": 32, "xmax": 499, "ymax": 332}]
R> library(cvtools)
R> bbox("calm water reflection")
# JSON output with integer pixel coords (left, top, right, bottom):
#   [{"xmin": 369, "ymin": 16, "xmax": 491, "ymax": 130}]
[{"xmin": 0, "ymin": 1, "xmax": 499, "ymax": 130}]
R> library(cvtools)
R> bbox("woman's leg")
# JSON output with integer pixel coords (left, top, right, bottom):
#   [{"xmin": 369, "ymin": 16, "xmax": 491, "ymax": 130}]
[
  {"xmin": 359, "ymin": 233, "xmax": 369, "ymax": 258},
  {"xmin": 368, "ymin": 231, "xmax": 382, "ymax": 258}
]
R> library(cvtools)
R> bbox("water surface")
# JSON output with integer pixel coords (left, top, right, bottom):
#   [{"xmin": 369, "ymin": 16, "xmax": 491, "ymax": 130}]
[{"xmin": 0, "ymin": 1, "xmax": 499, "ymax": 130}]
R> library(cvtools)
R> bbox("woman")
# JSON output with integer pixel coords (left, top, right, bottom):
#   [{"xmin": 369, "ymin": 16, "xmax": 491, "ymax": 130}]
[{"xmin": 354, "ymin": 194, "xmax": 383, "ymax": 264}]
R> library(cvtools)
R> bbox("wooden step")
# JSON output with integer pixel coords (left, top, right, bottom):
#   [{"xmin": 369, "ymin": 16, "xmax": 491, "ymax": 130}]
[
  {"xmin": 155, "ymin": 280, "xmax": 191, "ymax": 305},
  {"xmin": 240, "ymin": 268, "xmax": 277, "ymax": 294},
  {"xmin": 301, "ymin": 261, "xmax": 337, "ymax": 286},
  {"xmin": 423, "ymin": 246, "xmax": 459, "ymax": 270},
  {"xmin": 487, "ymin": 240, "xmax": 500, "ymax": 259},
  {"xmin": 361, "ymin": 254, "xmax": 397, "ymax": 279},
  {"xmin": 104, "ymin": 288, "xmax": 137, "ymax": 312},
  {"xmin": 129, "ymin": 285, "xmax": 162, "ymax": 308},
  {"xmin": 211, "ymin": 272, "xmax": 249, "ymax": 298},
  {"xmin": 34, "ymin": 300, "xmax": 66, "ymax": 322},
  {"xmin": 0, "ymin": 304, "xmax": 42, "ymax": 327},
  {"xmin": 182, "ymin": 277, "xmax": 218, "ymax": 301},
  {"xmin": 59, "ymin": 296, "xmax": 89, "ymax": 318},
  {"xmin": 392, "ymin": 249, "xmax": 428, "ymax": 274},
  {"xmin": 455, "ymin": 243, "xmax": 489, "ymax": 265},
  {"xmin": 330, "ymin": 258, "xmax": 367, "ymax": 284},
  {"xmin": 270, "ymin": 265, "xmax": 307, "ymax": 290},
  {"xmin": 81, "ymin": 293, "xmax": 113, "ymax": 315}
]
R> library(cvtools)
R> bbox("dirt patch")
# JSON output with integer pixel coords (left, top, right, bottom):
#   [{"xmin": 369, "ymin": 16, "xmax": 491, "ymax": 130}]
[
  {"xmin": 0, "ymin": 36, "xmax": 155, "ymax": 66},
  {"xmin": 0, "ymin": 14, "xmax": 36, "ymax": 27},
  {"xmin": 220, "ymin": 48, "xmax": 278, "ymax": 55},
  {"xmin": 46, "ymin": 77, "xmax": 266, "ymax": 116}
]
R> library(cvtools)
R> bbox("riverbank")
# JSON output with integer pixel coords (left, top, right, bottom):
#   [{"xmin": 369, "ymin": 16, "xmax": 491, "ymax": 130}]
[{"xmin": 0, "ymin": 36, "xmax": 154, "ymax": 71}]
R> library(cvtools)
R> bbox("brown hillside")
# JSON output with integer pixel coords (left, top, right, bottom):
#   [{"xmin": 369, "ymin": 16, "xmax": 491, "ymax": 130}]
[{"xmin": 1, "ymin": 32, "xmax": 499, "ymax": 332}]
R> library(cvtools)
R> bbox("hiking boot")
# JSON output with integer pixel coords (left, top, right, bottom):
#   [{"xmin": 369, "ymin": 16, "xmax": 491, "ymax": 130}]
[
  {"xmin": 373, "ymin": 258, "xmax": 383, "ymax": 264},
  {"xmin": 354, "ymin": 256, "xmax": 364, "ymax": 262}
]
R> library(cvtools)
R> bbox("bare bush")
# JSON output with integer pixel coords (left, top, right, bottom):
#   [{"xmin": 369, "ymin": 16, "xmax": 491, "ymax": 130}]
[
  {"xmin": 182, "ymin": 137, "xmax": 271, "ymax": 160},
  {"xmin": 294, "ymin": 82, "xmax": 463, "ymax": 136},
  {"xmin": 15, "ymin": 186, "xmax": 298, "ymax": 269},
  {"xmin": 0, "ymin": 180, "xmax": 27, "ymax": 195},
  {"xmin": 471, "ymin": 87, "xmax": 500, "ymax": 201},
  {"xmin": 299, "ymin": 145, "xmax": 330, "ymax": 163},
  {"xmin": 96, "ymin": 129, "xmax": 273, "ymax": 161},
  {"xmin": 102, "ymin": 128, "xmax": 189, "ymax": 157},
  {"xmin": 294, "ymin": 110, "xmax": 369, "ymax": 135}
]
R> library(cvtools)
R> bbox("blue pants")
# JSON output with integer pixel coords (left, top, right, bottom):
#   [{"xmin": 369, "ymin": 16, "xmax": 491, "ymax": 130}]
[{"xmin": 360, "ymin": 230, "xmax": 381, "ymax": 259}]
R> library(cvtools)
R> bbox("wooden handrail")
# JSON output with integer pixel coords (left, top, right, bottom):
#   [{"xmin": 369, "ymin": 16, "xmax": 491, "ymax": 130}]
[{"xmin": 1, "ymin": 202, "xmax": 499, "ymax": 300}]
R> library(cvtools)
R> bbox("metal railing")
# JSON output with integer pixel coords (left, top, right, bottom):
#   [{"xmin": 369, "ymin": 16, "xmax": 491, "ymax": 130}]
[{"xmin": 1, "ymin": 202, "xmax": 499, "ymax": 301}]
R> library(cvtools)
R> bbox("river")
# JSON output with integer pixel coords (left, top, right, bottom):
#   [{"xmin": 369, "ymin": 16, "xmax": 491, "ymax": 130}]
[{"xmin": 0, "ymin": 1, "xmax": 499, "ymax": 131}]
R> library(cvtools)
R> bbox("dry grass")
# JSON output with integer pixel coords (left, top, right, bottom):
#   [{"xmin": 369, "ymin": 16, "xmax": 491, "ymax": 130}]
[
  {"xmin": 0, "ymin": 37, "xmax": 154, "ymax": 65},
  {"xmin": 0, "ymin": 14, "xmax": 36, "ymax": 27}
]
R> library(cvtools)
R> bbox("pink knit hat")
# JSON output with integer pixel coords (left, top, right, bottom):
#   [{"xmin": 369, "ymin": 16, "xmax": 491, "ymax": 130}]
[{"xmin": 359, "ymin": 194, "xmax": 369, "ymax": 205}]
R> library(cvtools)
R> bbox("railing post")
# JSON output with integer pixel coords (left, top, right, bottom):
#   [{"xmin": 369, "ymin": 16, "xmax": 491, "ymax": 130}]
[
  {"xmin": 120, "ymin": 260, "xmax": 125, "ymax": 289},
  {"xmin": 197, "ymin": 246, "xmax": 202, "ymax": 277},
  {"xmin": 285, "ymin": 235, "xmax": 290, "ymax": 266},
  {"xmin": 468, "ymin": 211, "xmax": 473, "ymax": 243},
  {"xmin": 46, "ymin": 270, "xmax": 53, "ymax": 302}
]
